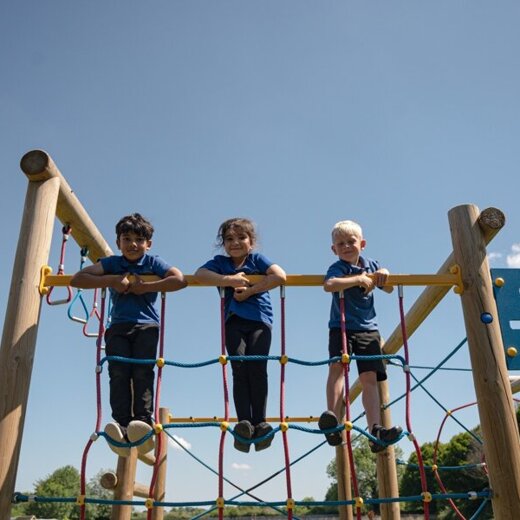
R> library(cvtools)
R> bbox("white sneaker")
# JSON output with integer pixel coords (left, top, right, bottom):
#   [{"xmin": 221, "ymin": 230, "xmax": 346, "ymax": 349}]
[
  {"xmin": 104, "ymin": 422, "xmax": 130, "ymax": 457},
  {"xmin": 127, "ymin": 420, "xmax": 155, "ymax": 455}
]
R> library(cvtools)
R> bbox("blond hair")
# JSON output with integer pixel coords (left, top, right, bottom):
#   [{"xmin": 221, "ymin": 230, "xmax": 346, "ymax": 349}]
[{"xmin": 331, "ymin": 220, "xmax": 363, "ymax": 241}]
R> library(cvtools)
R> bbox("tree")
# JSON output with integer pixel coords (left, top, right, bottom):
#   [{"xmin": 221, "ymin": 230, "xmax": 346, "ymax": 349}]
[
  {"xmin": 23, "ymin": 465, "xmax": 116, "ymax": 519},
  {"xmin": 25, "ymin": 465, "xmax": 82, "ymax": 519}
]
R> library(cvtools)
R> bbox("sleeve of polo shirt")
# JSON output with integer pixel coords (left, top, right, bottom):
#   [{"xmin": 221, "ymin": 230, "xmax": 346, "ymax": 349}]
[
  {"xmin": 151, "ymin": 255, "xmax": 173, "ymax": 278},
  {"xmin": 254, "ymin": 253, "xmax": 274, "ymax": 273},
  {"xmin": 99, "ymin": 256, "xmax": 116, "ymax": 274},
  {"xmin": 199, "ymin": 256, "xmax": 223, "ymax": 274},
  {"xmin": 325, "ymin": 261, "xmax": 352, "ymax": 281}
]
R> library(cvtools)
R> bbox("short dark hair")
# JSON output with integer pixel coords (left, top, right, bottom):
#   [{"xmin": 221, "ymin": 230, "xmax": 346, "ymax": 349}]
[
  {"xmin": 216, "ymin": 218, "xmax": 257, "ymax": 248},
  {"xmin": 115, "ymin": 213, "xmax": 154, "ymax": 240}
]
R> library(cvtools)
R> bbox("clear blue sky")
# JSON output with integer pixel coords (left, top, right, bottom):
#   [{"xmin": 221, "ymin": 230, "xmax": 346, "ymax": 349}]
[{"xmin": 1, "ymin": 0, "xmax": 520, "ymax": 510}]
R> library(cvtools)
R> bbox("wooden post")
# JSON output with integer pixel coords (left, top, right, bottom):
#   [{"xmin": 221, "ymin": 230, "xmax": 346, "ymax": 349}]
[
  {"xmin": 377, "ymin": 379, "xmax": 400, "ymax": 520},
  {"xmin": 151, "ymin": 407, "xmax": 169, "ymax": 520},
  {"xmin": 0, "ymin": 173, "xmax": 60, "ymax": 518},
  {"xmin": 111, "ymin": 449, "xmax": 138, "ymax": 520},
  {"xmin": 449, "ymin": 204, "xmax": 520, "ymax": 519},
  {"xmin": 336, "ymin": 442, "xmax": 353, "ymax": 520}
]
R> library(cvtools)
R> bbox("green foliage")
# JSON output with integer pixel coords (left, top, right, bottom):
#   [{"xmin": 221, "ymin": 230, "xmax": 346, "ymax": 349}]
[{"xmin": 324, "ymin": 435, "xmax": 404, "ymax": 515}]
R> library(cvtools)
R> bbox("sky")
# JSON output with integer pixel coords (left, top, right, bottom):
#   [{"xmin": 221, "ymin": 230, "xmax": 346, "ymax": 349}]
[{"xmin": 1, "ymin": 0, "xmax": 520, "ymax": 513}]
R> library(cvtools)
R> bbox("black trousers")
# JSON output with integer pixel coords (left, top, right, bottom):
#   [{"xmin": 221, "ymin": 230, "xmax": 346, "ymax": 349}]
[
  {"xmin": 225, "ymin": 315, "xmax": 272, "ymax": 425},
  {"xmin": 105, "ymin": 322, "xmax": 159, "ymax": 427}
]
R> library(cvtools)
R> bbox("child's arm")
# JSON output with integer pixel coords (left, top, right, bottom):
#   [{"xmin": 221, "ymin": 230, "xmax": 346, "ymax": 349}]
[
  {"xmin": 324, "ymin": 269, "xmax": 393, "ymax": 294},
  {"xmin": 194, "ymin": 267, "xmax": 251, "ymax": 288},
  {"xmin": 127, "ymin": 267, "xmax": 188, "ymax": 295},
  {"xmin": 70, "ymin": 263, "xmax": 131, "ymax": 293},
  {"xmin": 233, "ymin": 264, "xmax": 286, "ymax": 302},
  {"xmin": 324, "ymin": 272, "xmax": 375, "ymax": 294}
]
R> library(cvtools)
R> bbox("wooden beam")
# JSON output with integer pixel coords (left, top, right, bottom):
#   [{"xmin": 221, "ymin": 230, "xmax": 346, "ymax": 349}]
[{"xmin": 20, "ymin": 150, "xmax": 112, "ymax": 263}]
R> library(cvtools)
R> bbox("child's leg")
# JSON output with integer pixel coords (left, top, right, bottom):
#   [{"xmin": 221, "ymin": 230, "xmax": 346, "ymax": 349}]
[
  {"xmin": 244, "ymin": 322, "xmax": 271, "ymax": 426},
  {"xmin": 131, "ymin": 324, "xmax": 159, "ymax": 424},
  {"xmin": 105, "ymin": 323, "xmax": 134, "ymax": 428},
  {"xmin": 359, "ymin": 370, "xmax": 381, "ymax": 431},
  {"xmin": 225, "ymin": 316, "xmax": 252, "ymax": 423},
  {"xmin": 326, "ymin": 362, "xmax": 346, "ymax": 421}
]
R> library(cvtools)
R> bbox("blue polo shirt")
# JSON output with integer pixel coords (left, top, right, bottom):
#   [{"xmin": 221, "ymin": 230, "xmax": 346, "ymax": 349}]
[
  {"xmin": 100, "ymin": 253, "xmax": 171, "ymax": 325},
  {"xmin": 200, "ymin": 252, "xmax": 274, "ymax": 325},
  {"xmin": 326, "ymin": 256, "xmax": 382, "ymax": 331}
]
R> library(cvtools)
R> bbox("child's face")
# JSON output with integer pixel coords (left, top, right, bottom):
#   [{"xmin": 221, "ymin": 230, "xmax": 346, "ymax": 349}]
[
  {"xmin": 331, "ymin": 231, "xmax": 366, "ymax": 264},
  {"xmin": 117, "ymin": 232, "xmax": 151, "ymax": 262},
  {"xmin": 223, "ymin": 229, "xmax": 253, "ymax": 262}
]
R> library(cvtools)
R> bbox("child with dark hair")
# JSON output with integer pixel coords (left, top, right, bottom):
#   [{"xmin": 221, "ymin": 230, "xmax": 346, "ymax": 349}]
[
  {"xmin": 71, "ymin": 213, "xmax": 187, "ymax": 457},
  {"xmin": 195, "ymin": 218, "xmax": 286, "ymax": 452}
]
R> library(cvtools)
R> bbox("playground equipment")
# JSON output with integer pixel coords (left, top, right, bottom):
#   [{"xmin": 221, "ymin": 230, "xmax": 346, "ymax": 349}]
[{"xmin": 1, "ymin": 150, "xmax": 520, "ymax": 519}]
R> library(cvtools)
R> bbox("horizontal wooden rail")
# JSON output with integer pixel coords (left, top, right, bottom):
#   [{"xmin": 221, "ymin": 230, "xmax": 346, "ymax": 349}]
[{"xmin": 40, "ymin": 270, "xmax": 463, "ymax": 292}]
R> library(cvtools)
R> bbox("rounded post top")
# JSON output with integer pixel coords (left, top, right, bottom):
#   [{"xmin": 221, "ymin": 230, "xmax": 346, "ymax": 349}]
[{"xmin": 20, "ymin": 150, "xmax": 54, "ymax": 181}]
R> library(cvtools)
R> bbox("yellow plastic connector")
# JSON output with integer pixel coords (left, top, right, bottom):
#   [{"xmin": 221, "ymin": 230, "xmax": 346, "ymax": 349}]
[
  {"xmin": 39, "ymin": 265, "xmax": 53, "ymax": 295},
  {"xmin": 154, "ymin": 423, "xmax": 163, "ymax": 434},
  {"xmin": 286, "ymin": 498, "xmax": 295, "ymax": 510},
  {"xmin": 216, "ymin": 497, "xmax": 225, "ymax": 508},
  {"xmin": 344, "ymin": 421, "xmax": 353, "ymax": 432},
  {"xmin": 422, "ymin": 491, "xmax": 432, "ymax": 503},
  {"xmin": 341, "ymin": 353, "xmax": 350, "ymax": 364},
  {"xmin": 220, "ymin": 421, "xmax": 230, "ymax": 432},
  {"xmin": 280, "ymin": 354, "xmax": 289, "ymax": 365},
  {"xmin": 280, "ymin": 422, "xmax": 289, "ymax": 432},
  {"xmin": 507, "ymin": 347, "xmax": 518, "ymax": 357},
  {"xmin": 494, "ymin": 277, "xmax": 505, "ymax": 287},
  {"xmin": 218, "ymin": 355, "xmax": 228, "ymax": 365},
  {"xmin": 432, "ymin": 464, "xmax": 438, "ymax": 471},
  {"xmin": 355, "ymin": 497, "xmax": 364, "ymax": 507},
  {"xmin": 156, "ymin": 358, "xmax": 165, "ymax": 368},
  {"xmin": 76, "ymin": 495, "xmax": 85, "ymax": 506},
  {"xmin": 145, "ymin": 497, "xmax": 154, "ymax": 509},
  {"xmin": 450, "ymin": 264, "xmax": 464, "ymax": 295}
]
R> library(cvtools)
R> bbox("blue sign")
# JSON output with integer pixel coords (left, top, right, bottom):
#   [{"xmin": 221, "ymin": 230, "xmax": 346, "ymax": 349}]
[{"xmin": 491, "ymin": 268, "xmax": 520, "ymax": 370}]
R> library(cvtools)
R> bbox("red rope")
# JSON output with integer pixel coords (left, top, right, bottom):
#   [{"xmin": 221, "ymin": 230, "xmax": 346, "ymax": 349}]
[
  {"xmin": 339, "ymin": 292, "xmax": 362, "ymax": 520},
  {"xmin": 279, "ymin": 286, "xmax": 294, "ymax": 519},
  {"xmin": 398, "ymin": 286, "xmax": 430, "ymax": 519},
  {"xmin": 79, "ymin": 288, "xmax": 107, "ymax": 520},
  {"xmin": 218, "ymin": 288, "xmax": 230, "ymax": 520},
  {"xmin": 147, "ymin": 293, "xmax": 167, "ymax": 519}
]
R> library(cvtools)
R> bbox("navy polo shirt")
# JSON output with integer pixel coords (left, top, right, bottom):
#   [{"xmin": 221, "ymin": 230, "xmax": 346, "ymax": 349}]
[
  {"xmin": 326, "ymin": 256, "xmax": 382, "ymax": 330},
  {"xmin": 200, "ymin": 252, "xmax": 274, "ymax": 325},
  {"xmin": 100, "ymin": 253, "xmax": 171, "ymax": 325}
]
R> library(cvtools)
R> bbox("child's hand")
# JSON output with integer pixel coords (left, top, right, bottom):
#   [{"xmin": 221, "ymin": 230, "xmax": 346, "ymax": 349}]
[
  {"xmin": 112, "ymin": 273, "xmax": 131, "ymax": 293},
  {"xmin": 358, "ymin": 272, "xmax": 376, "ymax": 294},
  {"xmin": 373, "ymin": 268, "xmax": 390, "ymax": 288},
  {"xmin": 226, "ymin": 272, "xmax": 251, "ymax": 288},
  {"xmin": 127, "ymin": 274, "xmax": 147, "ymax": 295},
  {"xmin": 233, "ymin": 286, "xmax": 251, "ymax": 302}
]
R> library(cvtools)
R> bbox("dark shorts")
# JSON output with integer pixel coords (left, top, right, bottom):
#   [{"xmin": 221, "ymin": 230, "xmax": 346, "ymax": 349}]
[{"xmin": 328, "ymin": 328, "xmax": 387, "ymax": 382}]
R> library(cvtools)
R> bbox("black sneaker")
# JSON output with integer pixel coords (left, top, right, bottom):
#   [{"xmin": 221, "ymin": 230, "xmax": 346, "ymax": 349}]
[
  {"xmin": 370, "ymin": 424, "xmax": 403, "ymax": 453},
  {"xmin": 234, "ymin": 420, "xmax": 254, "ymax": 453},
  {"xmin": 254, "ymin": 422, "xmax": 274, "ymax": 452},
  {"xmin": 318, "ymin": 411, "xmax": 343, "ymax": 446}
]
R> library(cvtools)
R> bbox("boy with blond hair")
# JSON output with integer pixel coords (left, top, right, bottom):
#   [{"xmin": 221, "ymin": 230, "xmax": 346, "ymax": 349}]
[{"xmin": 319, "ymin": 220, "xmax": 402, "ymax": 453}]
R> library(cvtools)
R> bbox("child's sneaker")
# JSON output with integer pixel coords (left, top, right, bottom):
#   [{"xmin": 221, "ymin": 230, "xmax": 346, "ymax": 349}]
[
  {"xmin": 104, "ymin": 422, "xmax": 130, "ymax": 457},
  {"xmin": 127, "ymin": 420, "xmax": 155, "ymax": 455},
  {"xmin": 254, "ymin": 422, "xmax": 274, "ymax": 452},
  {"xmin": 233, "ymin": 420, "xmax": 254, "ymax": 453},
  {"xmin": 318, "ymin": 411, "xmax": 343, "ymax": 446},
  {"xmin": 369, "ymin": 424, "xmax": 403, "ymax": 453}
]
